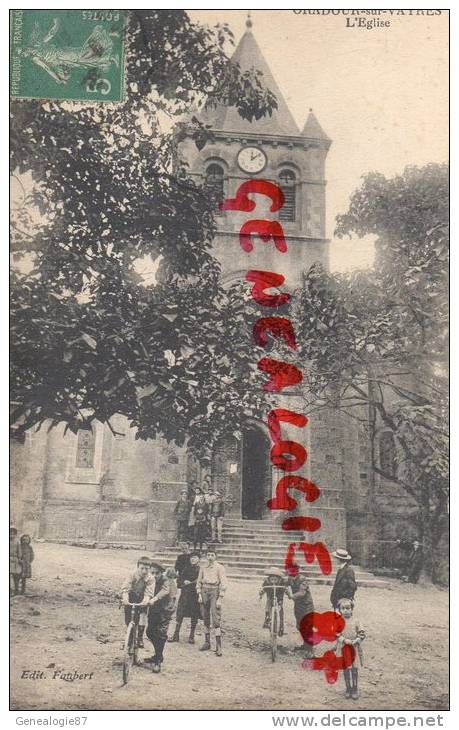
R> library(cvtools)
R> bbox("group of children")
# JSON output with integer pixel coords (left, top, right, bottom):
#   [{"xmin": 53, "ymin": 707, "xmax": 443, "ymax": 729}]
[
  {"xmin": 259, "ymin": 549, "xmax": 365, "ymax": 701},
  {"xmin": 173, "ymin": 479, "xmax": 225, "ymax": 550},
  {"xmin": 121, "ymin": 556, "xmax": 178, "ymax": 673},
  {"xmin": 10, "ymin": 525, "xmax": 365, "ymax": 699},
  {"xmin": 9, "ymin": 527, "xmax": 34, "ymax": 595},
  {"xmin": 121, "ymin": 544, "xmax": 228, "ymax": 671},
  {"xmin": 120, "ymin": 543, "xmax": 365, "ymax": 699}
]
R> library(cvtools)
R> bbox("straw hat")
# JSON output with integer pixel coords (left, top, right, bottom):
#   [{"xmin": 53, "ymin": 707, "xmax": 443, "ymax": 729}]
[
  {"xmin": 266, "ymin": 566, "xmax": 284, "ymax": 577},
  {"xmin": 332, "ymin": 548, "xmax": 352, "ymax": 561}
]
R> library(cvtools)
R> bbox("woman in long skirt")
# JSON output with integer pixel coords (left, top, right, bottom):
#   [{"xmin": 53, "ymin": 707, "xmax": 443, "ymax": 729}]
[{"xmin": 169, "ymin": 552, "xmax": 201, "ymax": 644}]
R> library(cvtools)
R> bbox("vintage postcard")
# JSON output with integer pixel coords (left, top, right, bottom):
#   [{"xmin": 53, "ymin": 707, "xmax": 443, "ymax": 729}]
[{"xmin": 10, "ymin": 9, "xmax": 449, "ymax": 712}]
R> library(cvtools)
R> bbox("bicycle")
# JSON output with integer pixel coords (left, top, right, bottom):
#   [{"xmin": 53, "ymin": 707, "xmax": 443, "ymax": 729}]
[
  {"xmin": 122, "ymin": 602, "xmax": 144, "ymax": 685},
  {"xmin": 264, "ymin": 584, "xmax": 287, "ymax": 663}
]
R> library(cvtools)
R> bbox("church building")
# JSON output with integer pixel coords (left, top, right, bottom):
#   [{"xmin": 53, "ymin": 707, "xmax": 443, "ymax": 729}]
[{"xmin": 10, "ymin": 21, "xmax": 418, "ymax": 569}]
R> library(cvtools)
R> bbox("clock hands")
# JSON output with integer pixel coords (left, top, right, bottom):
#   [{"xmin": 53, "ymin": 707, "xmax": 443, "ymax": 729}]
[{"xmin": 238, "ymin": 148, "xmax": 265, "ymax": 172}]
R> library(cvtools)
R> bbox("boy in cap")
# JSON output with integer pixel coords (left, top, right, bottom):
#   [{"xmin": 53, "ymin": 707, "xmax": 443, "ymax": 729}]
[
  {"xmin": 173, "ymin": 489, "xmax": 191, "ymax": 545},
  {"xmin": 197, "ymin": 546, "xmax": 227, "ymax": 656},
  {"xmin": 145, "ymin": 561, "xmax": 175, "ymax": 673},
  {"xmin": 120, "ymin": 556, "xmax": 156, "ymax": 648},
  {"xmin": 259, "ymin": 566, "xmax": 287, "ymax": 635},
  {"xmin": 330, "ymin": 549, "xmax": 357, "ymax": 611}
]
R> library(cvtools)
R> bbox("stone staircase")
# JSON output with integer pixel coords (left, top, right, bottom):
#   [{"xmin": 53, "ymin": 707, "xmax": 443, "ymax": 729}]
[{"xmin": 155, "ymin": 518, "xmax": 389, "ymax": 587}]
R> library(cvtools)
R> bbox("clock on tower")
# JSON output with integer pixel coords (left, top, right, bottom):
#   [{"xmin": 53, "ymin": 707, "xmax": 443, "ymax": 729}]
[{"xmin": 237, "ymin": 146, "xmax": 267, "ymax": 174}]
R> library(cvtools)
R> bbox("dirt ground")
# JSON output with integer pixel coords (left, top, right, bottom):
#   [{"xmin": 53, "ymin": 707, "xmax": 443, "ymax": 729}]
[{"xmin": 10, "ymin": 542, "xmax": 449, "ymax": 711}]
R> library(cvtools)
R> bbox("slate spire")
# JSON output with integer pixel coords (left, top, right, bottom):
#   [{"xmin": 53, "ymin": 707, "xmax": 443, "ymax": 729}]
[
  {"xmin": 198, "ymin": 21, "xmax": 299, "ymax": 136},
  {"xmin": 301, "ymin": 108, "xmax": 331, "ymax": 142}
]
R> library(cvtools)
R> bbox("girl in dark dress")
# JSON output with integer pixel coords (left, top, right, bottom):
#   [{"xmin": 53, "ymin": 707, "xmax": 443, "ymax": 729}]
[
  {"xmin": 169, "ymin": 552, "xmax": 201, "ymax": 644},
  {"xmin": 193, "ymin": 492, "xmax": 208, "ymax": 552},
  {"xmin": 20, "ymin": 534, "xmax": 34, "ymax": 595}
]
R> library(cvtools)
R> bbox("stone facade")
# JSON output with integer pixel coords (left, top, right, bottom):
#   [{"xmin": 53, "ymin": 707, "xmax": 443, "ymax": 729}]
[{"xmin": 10, "ymin": 22, "xmax": 423, "ymax": 567}]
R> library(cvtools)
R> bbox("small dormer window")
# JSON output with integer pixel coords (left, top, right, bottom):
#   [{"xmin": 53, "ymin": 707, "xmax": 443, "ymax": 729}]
[
  {"xmin": 205, "ymin": 163, "xmax": 225, "ymax": 215},
  {"xmin": 278, "ymin": 169, "xmax": 296, "ymax": 222}
]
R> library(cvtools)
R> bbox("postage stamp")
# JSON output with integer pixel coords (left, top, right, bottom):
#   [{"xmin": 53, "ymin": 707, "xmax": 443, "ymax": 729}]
[{"xmin": 10, "ymin": 9, "xmax": 126, "ymax": 103}]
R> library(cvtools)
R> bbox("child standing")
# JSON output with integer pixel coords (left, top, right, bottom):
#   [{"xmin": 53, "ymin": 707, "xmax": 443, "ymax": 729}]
[
  {"xmin": 197, "ymin": 547, "xmax": 227, "ymax": 657},
  {"xmin": 335, "ymin": 597, "xmax": 365, "ymax": 700},
  {"xmin": 211, "ymin": 490, "xmax": 225, "ymax": 544},
  {"xmin": 10, "ymin": 527, "xmax": 22, "ymax": 596},
  {"xmin": 19, "ymin": 535, "xmax": 34, "ymax": 595},
  {"xmin": 259, "ymin": 567, "xmax": 287, "ymax": 636},
  {"xmin": 193, "ymin": 501, "xmax": 208, "ymax": 552},
  {"xmin": 286, "ymin": 571, "xmax": 315, "ymax": 656},
  {"xmin": 165, "ymin": 568, "xmax": 178, "ymax": 612}
]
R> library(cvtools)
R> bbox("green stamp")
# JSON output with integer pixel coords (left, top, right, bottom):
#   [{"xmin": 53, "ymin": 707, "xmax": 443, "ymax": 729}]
[{"xmin": 10, "ymin": 10, "xmax": 126, "ymax": 103}]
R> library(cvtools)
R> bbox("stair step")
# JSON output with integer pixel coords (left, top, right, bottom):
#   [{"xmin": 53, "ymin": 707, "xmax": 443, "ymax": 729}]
[
  {"xmin": 160, "ymin": 547, "xmax": 317, "ymax": 559},
  {"xmin": 225, "ymin": 574, "xmax": 389, "ymax": 587},
  {"xmin": 155, "ymin": 556, "xmax": 388, "ymax": 586},
  {"xmin": 223, "ymin": 527, "xmax": 308, "ymax": 532},
  {"xmin": 156, "ymin": 554, "xmax": 375, "ymax": 578},
  {"xmin": 224, "ymin": 519, "xmax": 286, "ymax": 526},
  {"xmin": 218, "ymin": 535, "xmax": 316, "ymax": 550},
  {"xmin": 223, "ymin": 530, "xmax": 308, "ymax": 542}
]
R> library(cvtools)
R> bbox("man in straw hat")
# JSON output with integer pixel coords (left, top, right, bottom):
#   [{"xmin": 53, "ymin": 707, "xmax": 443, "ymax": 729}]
[{"xmin": 330, "ymin": 548, "xmax": 358, "ymax": 611}]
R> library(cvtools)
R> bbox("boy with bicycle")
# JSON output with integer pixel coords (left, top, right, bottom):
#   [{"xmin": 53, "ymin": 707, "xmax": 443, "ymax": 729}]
[
  {"xmin": 145, "ymin": 561, "xmax": 175, "ymax": 673},
  {"xmin": 121, "ymin": 556, "xmax": 155, "ymax": 648},
  {"xmin": 259, "ymin": 566, "xmax": 288, "ymax": 636}
]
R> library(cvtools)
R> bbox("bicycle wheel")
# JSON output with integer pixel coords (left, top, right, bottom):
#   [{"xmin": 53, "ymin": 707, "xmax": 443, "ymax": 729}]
[
  {"xmin": 122, "ymin": 622, "xmax": 135, "ymax": 684},
  {"xmin": 132, "ymin": 624, "xmax": 139, "ymax": 666},
  {"xmin": 270, "ymin": 607, "xmax": 278, "ymax": 663}
]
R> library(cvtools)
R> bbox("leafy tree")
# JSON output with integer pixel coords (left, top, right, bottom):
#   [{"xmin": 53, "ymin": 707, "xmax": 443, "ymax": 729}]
[
  {"xmin": 10, "ymin": 10, "xmax": 277, "ymax": 455},
  {"xmin": 297, "ymin": 164, "xmax": 449, "ymax": 580}
]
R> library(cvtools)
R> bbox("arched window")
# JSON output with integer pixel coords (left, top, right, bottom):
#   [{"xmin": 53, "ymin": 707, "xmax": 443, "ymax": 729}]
[
  {"xmin": 278, "ymin": 169, "xmax": 296, "ymax": 222},
  {"xmin": 76, "ymin": 428, "xmax": 95, "ymax": 469},
  {"xmin": 379, "ymin": 431, "xmax": 396, "ymax": 479},
  {"xmin": 205, "ymin": 163, "xmax": 225, "ymax": 215}
]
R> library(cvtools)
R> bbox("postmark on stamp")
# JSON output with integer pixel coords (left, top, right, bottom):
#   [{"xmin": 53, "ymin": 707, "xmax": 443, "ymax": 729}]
[{"xmin": 10, "ymin": 10, "xmax": 126, "ymax": 103}]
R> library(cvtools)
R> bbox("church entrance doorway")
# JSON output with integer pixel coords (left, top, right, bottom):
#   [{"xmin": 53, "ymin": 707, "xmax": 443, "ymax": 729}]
[{"xmin": 241, "ymin": 426, "xmax": 271, "ymax": 520}]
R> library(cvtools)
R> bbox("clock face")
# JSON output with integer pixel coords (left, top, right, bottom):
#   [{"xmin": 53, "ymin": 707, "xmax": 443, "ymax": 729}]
[{"xmin": 237, "ymin": 146, "xmax": 267, "ymax": 174}]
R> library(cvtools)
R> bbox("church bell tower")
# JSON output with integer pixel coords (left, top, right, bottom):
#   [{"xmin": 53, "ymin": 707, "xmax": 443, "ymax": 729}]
[
  {"xmin": 179, "ymin": 16, "xmax": 332, "ymax": 289},
  {"xmin": 179, "ymin": 19, "xmax": 346, "ymax": 544}
]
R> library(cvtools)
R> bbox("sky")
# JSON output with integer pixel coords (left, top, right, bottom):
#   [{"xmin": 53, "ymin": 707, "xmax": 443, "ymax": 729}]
[{"xmin": 189, "ymin": 9, "xmax": 449, "ymax": 272}]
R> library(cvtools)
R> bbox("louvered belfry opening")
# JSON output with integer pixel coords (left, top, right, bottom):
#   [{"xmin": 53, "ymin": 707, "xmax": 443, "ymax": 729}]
[
  {"xmin": 205, "ymin": 162, "xmax": 225, "ymax": 215},
  {"xmin": 278, "ymin": 169, "xmax": 296, "ymax": 222}
]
